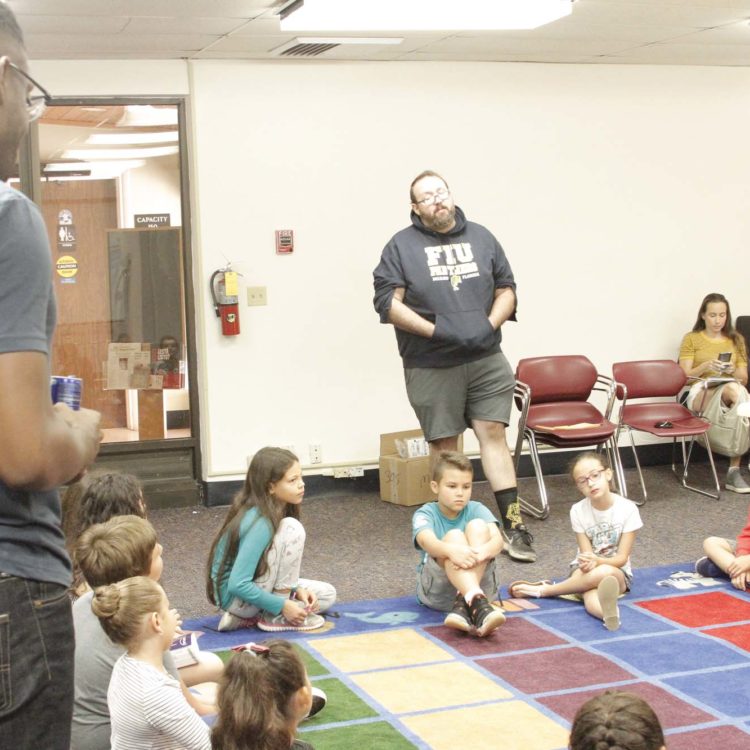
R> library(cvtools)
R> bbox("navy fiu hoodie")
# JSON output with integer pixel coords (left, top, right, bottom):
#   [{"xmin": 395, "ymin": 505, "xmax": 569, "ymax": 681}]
[{"xmin": 373, "ymin": 206, "xmax": 516, "ymax": 369}]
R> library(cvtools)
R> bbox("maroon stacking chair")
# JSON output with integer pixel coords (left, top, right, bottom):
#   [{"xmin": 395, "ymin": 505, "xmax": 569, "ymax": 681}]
[
  {"xmin": 612, "ymin": 360, "xmax": 720, "ymax": 502},
  {"xmin": 513, "ymin": 355, "xmax": 625, "ymax": 519}
]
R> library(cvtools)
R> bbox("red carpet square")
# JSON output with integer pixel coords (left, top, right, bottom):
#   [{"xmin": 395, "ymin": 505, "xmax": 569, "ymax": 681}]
[
  {"xmin": 667, "ymin": 725, "xmax": 750, "ymax": 750},
  {"xmin": 481, "ymin": 646, "xmax": 633, "ymax": 693},
  {"xmin": 426, "ymin": 616, "xmax": 567, "ymax": 656},
  {"xmin": 637, "ymin": 591, "xmax": 750, "ymax": 627},
  {"xmin": 701, "ymin": 623, "xmax": 750, "ymax": 652},
  {"xmin": 538, "ymin": 681, "xmax": 715, "ymax": 729}
]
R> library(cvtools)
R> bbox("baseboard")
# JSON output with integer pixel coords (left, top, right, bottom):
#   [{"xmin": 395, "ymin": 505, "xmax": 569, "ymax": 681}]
[{"xmin": 203, "ymin": 442, "xmax": 712, "ymax": 507}]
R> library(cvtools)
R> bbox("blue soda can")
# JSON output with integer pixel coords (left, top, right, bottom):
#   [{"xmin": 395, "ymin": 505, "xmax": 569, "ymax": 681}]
[{"xmin": 50, "ymin": 375, "xmax": 82, "ymax": 410}]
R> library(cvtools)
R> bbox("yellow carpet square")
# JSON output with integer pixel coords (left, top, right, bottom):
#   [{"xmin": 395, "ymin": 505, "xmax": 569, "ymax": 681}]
[
  {"xmin": 403, "ymin": 700, "xmax": 569, "ymax": 750},
  {"xmin": 311, "ymin": 628, "xmax": 452, "ymax": 672},
  {"xmin": 351, "ymin": 661, "xmax": 512, "ymax": 713}
]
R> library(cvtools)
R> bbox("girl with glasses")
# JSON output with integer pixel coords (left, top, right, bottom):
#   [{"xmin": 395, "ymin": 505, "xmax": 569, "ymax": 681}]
[{"xmin": 508, "ymin": 452, "xmax": 642, "ymax": 631}]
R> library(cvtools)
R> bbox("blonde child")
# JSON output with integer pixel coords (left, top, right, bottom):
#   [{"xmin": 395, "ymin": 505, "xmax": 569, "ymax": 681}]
[
  {"xmin": 72, "ymin": 515, "xmax": 218, "ymax": 750},
  {"xmin": 412, "ymin": 451, "xmax": 506, "ymax": 637},
  {"xmin": 211, "ymin": 640, "xmax": 315, "ymax": 750},
  {"xmin": 510, "ymin": 452, "xmax": 643, "ymax": 631},
  {"xmin": 91, "ymin": 576, "xmax": 211, "ymax": 750},
  {"xmin": 569, "ymin": 691, "xmax": 666, "ymax": 750},
  {"xmin": 207, "ymin": 447, "xmax": 336, "ymax": 633}
]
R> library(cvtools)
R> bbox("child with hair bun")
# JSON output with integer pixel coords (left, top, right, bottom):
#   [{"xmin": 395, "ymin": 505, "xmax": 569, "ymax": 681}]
[
  {"xmin": 91, "ymin": 576, "xmax": 211, "ymax": 750},
  {"xmin": 212, "ymin": 640, "xmax": 315, "ymax": 750},
  {"xmin": 569, "ymin": 691, "xmax": 666, "ymax": 750}
]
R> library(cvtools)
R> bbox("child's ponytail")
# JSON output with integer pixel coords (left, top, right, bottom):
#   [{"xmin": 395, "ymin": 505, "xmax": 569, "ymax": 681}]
[{"xmin": 212, "ymin": 640, "xmax": 308, "ymax": 750}]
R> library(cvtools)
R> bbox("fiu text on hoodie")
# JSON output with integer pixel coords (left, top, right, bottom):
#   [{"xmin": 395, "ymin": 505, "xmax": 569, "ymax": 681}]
[{"xmin": 373, "ymin": 206, "xmax": 516, "ymax": 369}]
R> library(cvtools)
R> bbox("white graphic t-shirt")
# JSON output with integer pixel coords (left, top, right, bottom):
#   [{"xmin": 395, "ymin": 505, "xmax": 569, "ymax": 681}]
[{"xmin": 569, "ymin": 493, "xmax": 643, "ymax": 578}]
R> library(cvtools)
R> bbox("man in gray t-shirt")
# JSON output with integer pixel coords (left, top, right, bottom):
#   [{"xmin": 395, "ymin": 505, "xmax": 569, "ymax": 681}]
[{"xmin": 0, "ymin": 7, "xmax": 101, "ymax": 747}]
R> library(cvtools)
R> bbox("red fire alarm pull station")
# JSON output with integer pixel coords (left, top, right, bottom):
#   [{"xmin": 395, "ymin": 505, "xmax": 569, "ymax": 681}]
[{"xmin": 275, "ymin": 229, "xmax": 294, "ymax": 254}]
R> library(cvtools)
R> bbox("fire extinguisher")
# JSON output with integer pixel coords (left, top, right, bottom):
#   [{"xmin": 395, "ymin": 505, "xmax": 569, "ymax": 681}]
[{"xmin": 210, "ymin": 267, "xmax": 240, "ymax": 336}]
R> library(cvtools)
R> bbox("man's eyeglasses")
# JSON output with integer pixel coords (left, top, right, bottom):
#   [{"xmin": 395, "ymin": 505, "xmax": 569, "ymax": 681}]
[
  {"xmin": 414, "ymin": 187, "xmax": 450, "ymax": 206},
  {"xmin": 7, "ymin": 61, "xmax": 51, "ymax": 122},
  {"xmin": 575, "ymin": 469, "xmax": 607, "ymax": 488}
]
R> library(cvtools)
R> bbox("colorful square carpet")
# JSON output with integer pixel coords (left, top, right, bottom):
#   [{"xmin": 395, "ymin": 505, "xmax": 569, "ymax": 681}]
[{"xmin": 185, "ymin": 564, "xmax": 750, "ymax": 750}]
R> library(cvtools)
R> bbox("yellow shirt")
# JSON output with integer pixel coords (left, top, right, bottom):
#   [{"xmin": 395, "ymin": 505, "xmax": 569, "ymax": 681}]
[{"xmin": 678, "ymin": 330, "xmax": 748, "ymax": 379}]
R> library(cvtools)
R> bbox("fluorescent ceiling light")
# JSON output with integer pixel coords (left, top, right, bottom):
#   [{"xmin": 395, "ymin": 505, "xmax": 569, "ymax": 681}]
[
  {"xmin": 43, "ymin": 159, "xmax": 147, "ymax": 180},
  {"xmin": 281, "ymin": 0, "xmax": 573, "ymax": 32},
  {"xmin": 86, "ymin": 131, "xmax": 178, "ymax": 146},
  {"xmin": 117, "ymin": 105, "xmax": 178, "ymax": 128},
  {"xmin": 45, "ymin": 160, "xmax": 146, "ymax": 173},
  {"xmin": 301, "ymin": 37, "xmax": 403, "ymax": 45},
  {"xmin": 62, "ymin": 146, "xmax": 179, "ymax": 160}
]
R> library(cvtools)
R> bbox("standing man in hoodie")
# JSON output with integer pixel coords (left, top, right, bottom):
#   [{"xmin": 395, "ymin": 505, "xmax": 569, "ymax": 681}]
[{"xmin": 373, "ymin": 170, "xmax": 535, "ymax": 563}]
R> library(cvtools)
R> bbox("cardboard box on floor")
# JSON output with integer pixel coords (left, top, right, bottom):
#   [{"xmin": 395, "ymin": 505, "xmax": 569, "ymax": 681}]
[{"xmin": 379, "ymin": 429, "xmax": 463, "ymax": 507}]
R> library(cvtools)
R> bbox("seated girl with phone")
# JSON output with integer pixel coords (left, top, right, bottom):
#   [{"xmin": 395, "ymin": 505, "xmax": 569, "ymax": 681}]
[{"xmin": 679, "ymin": 293, "xmax": 750, "ymax": 494}]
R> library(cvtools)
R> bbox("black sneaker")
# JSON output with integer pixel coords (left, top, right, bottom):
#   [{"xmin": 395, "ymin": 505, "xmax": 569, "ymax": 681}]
[
  {"xmin": 467, "ymin": 594, "xmax": 506, "ymax": 637},
  {"xmin": 444, "ymin": 594, "xmax": 472, "ymax": 633},
  {"xmin": 695, "ymin": 556, "xmax": 723, "ymax": 579},
  {"xmin": 502, "ymin": 525, "xmax": 537, "ymax": 563}
]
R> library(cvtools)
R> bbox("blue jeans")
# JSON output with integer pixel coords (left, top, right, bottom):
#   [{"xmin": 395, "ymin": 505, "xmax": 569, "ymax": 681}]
[{"xmin": 0, "ymin": 573, "xmax": 74, "ymax": 749}]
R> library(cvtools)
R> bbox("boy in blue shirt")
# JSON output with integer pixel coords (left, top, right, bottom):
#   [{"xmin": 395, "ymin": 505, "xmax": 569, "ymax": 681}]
[{"xmin": 412, "ymin": 451, "xmax": 506, "ymax": 637}]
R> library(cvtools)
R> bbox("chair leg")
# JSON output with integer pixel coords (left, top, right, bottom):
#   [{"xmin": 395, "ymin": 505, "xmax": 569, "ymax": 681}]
[
  {"xmin": 623, "ymin": 429, "xmax": 647, "ymax": 505},
  {"xmin": 517, "ymin": 430, "xmax": 550, "ymax": 520},
  {"xmin": 672, "ymin": 436, "xmax": 721, "ymax": 500},
  {"xmin": 608, "ymin": 437, "xmax": 627, "ymax": 500}
]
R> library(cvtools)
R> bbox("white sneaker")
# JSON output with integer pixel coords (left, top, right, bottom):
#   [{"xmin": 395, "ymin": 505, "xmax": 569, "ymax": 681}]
[
  {"xmin": 726, "ymin": 471, "xmax": 750, "ymax": 494},
  {"xmin": 217, "ymin": 611, "xmax": 258, "ymax": 632},
  {"xmin": 257, "ymin": 611, "xmax": 325, "ymax": 632},
  {"xmin": 303, "ymin": 686, "xmax": 327, "ymax": 720}
]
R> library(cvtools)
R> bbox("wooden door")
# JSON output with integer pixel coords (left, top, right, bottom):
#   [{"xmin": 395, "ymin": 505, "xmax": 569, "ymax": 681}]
[{"xmin": 41, "ymin": 179, "xmax": 126, "ymax": 428}]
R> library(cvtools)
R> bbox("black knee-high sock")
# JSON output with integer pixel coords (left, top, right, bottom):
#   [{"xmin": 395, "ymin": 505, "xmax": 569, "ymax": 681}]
[{"xmin": 494, "ymin": 487, "xmax": 522, "ymax": 530}]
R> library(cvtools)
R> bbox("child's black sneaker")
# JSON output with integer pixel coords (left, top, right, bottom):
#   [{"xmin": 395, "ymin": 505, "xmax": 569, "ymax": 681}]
[
  {"xmin": 695, "ymin": 556, "xmax": 723, "ymax": 578},
  {"xmin": 444, "ymin": 594, "xmax": 472, "ymax": 633},
  {"xmin": 468, "ymin": 593, "xmax": 506, "ymax": 637}
]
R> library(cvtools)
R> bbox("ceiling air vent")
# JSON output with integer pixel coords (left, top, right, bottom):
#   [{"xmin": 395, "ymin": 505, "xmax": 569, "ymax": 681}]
[
  {"xmin": 280, "ymin": 41, "xmax": 339, "ymax": 57},
  {"xmin": 271, "ymin": 37, "xmax": 402, "ymax": 58}
]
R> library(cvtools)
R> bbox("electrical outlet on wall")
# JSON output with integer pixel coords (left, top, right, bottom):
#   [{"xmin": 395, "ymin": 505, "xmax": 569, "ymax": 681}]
[
  {"xmin": 309, "ymin": 444, "xmax": 322, "ymax": 464},
  {"xmin": 247, "ymin": 286, "xmax": 267, "ymax": 306}
]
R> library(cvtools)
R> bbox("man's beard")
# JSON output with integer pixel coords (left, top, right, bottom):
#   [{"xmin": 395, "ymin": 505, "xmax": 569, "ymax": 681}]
[{"xmin": 423, "ymin": 204, "xmax": 456, "ymax": 232}]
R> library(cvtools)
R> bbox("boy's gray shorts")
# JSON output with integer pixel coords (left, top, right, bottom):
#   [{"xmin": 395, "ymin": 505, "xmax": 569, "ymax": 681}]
[
  {"xmin": 404, "ymin": 352, "xmax": 515, "ymax": 442},
  {"xmin": 417, "ymin": 556, "xmax": 499, "ymax": 612}
]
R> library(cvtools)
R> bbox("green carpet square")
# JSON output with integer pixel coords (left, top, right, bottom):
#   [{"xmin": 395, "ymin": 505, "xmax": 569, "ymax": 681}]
[
  {"xmin": 298, "ymin": 646, "xmax": 328, "ymax": 677},
  {"xmin": 302, "ymin": 720, "xmax": 417, "ymax": 750},
  {"xmin": 303, "ymin": 677, "xmax": 378, "ymax": 726}
]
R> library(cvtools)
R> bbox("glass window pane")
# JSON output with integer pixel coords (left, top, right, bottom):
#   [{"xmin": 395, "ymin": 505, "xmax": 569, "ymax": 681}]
[{"xmin": 36, "ymin": 104, "xmax": 190, "ymax": 443}]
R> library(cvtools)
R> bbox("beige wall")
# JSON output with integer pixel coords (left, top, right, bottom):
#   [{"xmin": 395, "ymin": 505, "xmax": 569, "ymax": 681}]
[{"xmin": 32, "ymin": 59, "xmax": 750, "ymax": 480}]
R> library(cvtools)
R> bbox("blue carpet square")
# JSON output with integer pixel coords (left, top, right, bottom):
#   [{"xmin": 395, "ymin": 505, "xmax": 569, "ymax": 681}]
[
  {"xmin": 534, "ymin": 604, "xmax": 677, "ymax": 642},
  {"xmin": 664, "ymin": 665, "xmax": 750, "ymax": 718},
  {"xmin": 596, "ymin": 632, "xmax": 748, "ymax": 676}
]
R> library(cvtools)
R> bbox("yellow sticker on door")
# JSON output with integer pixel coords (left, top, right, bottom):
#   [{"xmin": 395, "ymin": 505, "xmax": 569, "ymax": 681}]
[{"xmin": 56, "ymin": 255, "xmax": 78, "ymax": 278}]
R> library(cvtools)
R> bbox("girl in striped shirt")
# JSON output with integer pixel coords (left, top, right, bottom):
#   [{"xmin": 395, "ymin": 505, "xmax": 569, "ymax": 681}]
[{"xmin": 92, "ymin": 576, "xmax": 211, "ymax": 750}]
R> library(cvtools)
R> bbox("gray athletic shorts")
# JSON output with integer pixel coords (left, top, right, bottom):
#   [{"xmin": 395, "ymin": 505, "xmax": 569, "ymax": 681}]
[
  {"xmin": 416, "ymin": 555, "xmax": 499, "ymax": 612},
  {"xmin": 404, "ymin": 351, "xmax": 515, "ymax": 442}
]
